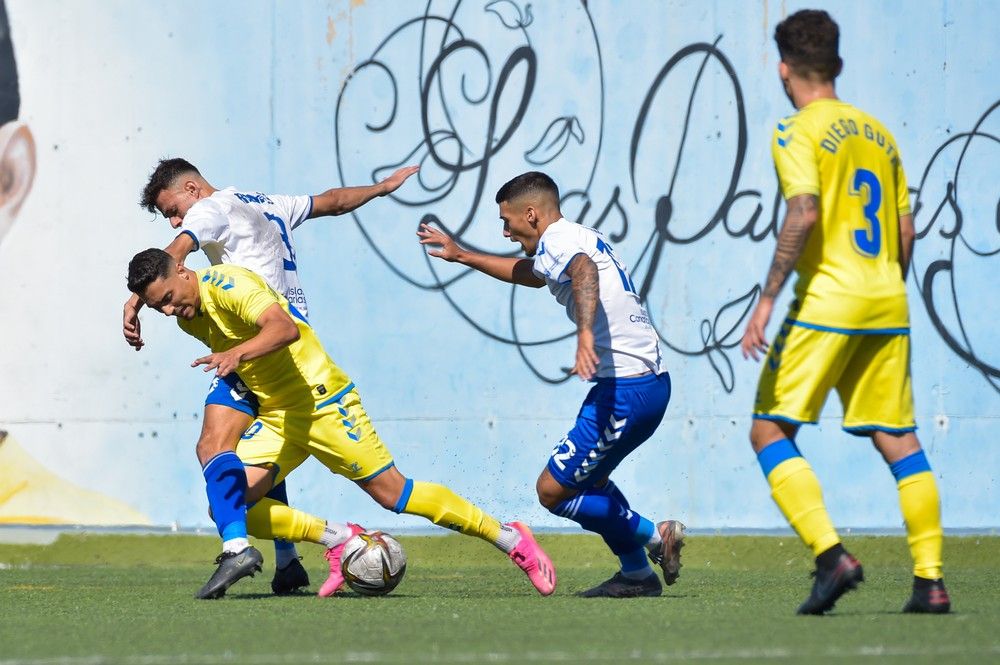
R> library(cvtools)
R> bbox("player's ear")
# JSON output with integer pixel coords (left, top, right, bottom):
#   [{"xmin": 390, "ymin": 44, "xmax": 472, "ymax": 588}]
[
  {"xmin": 778, "ymin": 61, "xmax": 790, "ymax": 82},
  {"xmin": 0, "ymin": 121, "xmax": 36, "ymax": 240}
]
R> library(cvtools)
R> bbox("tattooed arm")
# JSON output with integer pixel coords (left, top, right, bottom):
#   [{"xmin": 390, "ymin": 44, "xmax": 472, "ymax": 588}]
[
  {"xmin": 566, "ymin": 253, "xmax": 601, "ymax": 380},
  {"xmin": 741, "ymin": 194, "xmax": 818, "ymax": 360},
  {"xmin": 761, "ymin": 194, "xmax": 818, "ymax": 298}
]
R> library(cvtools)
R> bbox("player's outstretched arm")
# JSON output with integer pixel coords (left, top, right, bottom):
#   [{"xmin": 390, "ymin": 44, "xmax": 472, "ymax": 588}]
[
  {"xmin": 191, "ymin": 303, "xmax": 300, "ymax": 377},
  {"xmin": 417, "ymin": 222, "xmax": 545, "ymax": 287},
  {"xmin": 308, "ymin": 165, "xmax": 419, "ymax": 218},
  {"xmin": 122, "ymin": 232, "xmax": 198, "ymax": 351},
  {"xmin": 565, "ymin": 254, "xmax": 600, "ymax": 380},
  {"xmin": 740, "ymin": 193, "xmax": 818, "ymax": 361}
]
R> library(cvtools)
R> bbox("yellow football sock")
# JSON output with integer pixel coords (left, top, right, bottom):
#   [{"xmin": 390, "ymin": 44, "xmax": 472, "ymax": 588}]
[
  {"xmin": 246, "ymin": 497, "xmax": 327, "ymax": 544},
  {"xmin": 402, "ymin": 481, "xmax": 501, "ymax": 545},
  {"xmin": 768, "ymin": 457, "xmax": 840, "ymax": 557},
  {"xmin": 897, "ymin": 471, "xmax": 944, "ymax": 579}
]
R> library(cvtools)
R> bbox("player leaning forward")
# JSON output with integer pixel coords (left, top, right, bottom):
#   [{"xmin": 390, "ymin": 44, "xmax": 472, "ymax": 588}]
[
  {"xmin": 125, "ymin": 158, "xmax": 419, "ymax": 598},
  {"xmin": 419, "ymin": 171, "xmax": 685, "ymax": 597},
  {"xmin": 127, "ymin": 249, "xmax": 556, "ymax": 597},
  {"xmin": 740, "ymin": 9, "xmax": 949, "ymax": 615}
]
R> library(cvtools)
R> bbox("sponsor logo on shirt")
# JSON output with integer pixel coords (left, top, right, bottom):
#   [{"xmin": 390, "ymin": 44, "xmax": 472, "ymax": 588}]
[{"xmin": 233, "ymin": 192, "xmax": 274, "ymax": 205}]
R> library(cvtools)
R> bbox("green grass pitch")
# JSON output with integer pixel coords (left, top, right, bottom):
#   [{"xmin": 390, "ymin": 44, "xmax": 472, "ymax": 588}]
[{"xmin": 1, "ymin": 533, "xmax": 998, "ymax": 663}]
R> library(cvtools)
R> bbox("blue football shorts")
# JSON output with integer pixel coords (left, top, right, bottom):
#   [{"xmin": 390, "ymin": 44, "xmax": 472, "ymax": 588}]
[
  {"xmin": 204, "ymin": 373, "xmax": 260, "ymax": 417},
  {"xmin": 547, "ymin": 372, "xmax": 671, "ymax": 489}
]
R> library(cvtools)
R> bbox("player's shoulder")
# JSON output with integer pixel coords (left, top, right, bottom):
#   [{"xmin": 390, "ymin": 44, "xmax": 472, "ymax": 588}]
[
  {"xmin": 773, "ymin": 109, "xmax": 800, "ymax": 132},
  {"xmin": 539, "ymin": 218, "xmax": 592, "ymax": 254},
  {"xmin": 199, "ymin": 264, "xmax": 264, "ymax": 292},
  {"xmin": 549, "ymin": 217, "xmax": 596, "ymax": 240},
  {"xmin": 771, "ymin": 109, "xmax": 805, "ymax": 150},
  {"xmin": 851, "ymin": 104, "xmax": 899, "ymax": 141},
  {"xmin": 225, "ymin": 188, "xmax": 283, "ymax": 207},
  {"xmin": 186, "ymin": 190, "xmax": 231, "ymax": 220}
]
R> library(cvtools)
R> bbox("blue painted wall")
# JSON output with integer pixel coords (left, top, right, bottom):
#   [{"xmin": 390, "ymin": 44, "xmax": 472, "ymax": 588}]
[{"xmin": 0, "ymin": 0, "xmax": 996, "ymax": 530}]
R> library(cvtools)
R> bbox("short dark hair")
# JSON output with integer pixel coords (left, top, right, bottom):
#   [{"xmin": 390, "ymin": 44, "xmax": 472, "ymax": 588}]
[
  {"xmin": 774, "ymin": 10, "xmax": 842, "ymax": 82},
  {"xmin": 140, "ymin": 158, "xmax": 200, "ymax": 213},
  {"xmin": 127, "ymin": 248, "xmax": 173, "ymax": 294},
  {"xmin": 495, "ymin": 171, "xmax": 559, "ymax": 205}
]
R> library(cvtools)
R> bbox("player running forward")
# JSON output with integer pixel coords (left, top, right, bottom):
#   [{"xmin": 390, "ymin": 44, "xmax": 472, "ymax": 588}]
[
  {"xmin": 418, "ymin": 171, "xmax": 685, "ymax": 598},
  {"xmin": 123, "ymin": 158, "xmax": 418, "ymax": 597},
  {"xmin": 127, "ymin": 250, "xmax": 556, "ymax": 598},
  {"xmin": 740, "ymin": 10, "xmax": 949, "ymax": 615}
]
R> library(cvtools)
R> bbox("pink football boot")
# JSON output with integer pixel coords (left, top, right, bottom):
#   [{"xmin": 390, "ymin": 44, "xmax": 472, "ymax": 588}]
[
  {"xmin": 318, "ymin": 523, "xmax": 365, "ymax": 597},
  {"xmin": 507, "ymin": 522, "xmax": 557, "ymax": 596}
]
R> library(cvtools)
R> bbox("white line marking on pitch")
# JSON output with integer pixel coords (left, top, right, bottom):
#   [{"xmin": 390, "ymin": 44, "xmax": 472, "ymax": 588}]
[{"xmin": 3, "ymin": 646, "xmax": 1000, "ymax": 665}]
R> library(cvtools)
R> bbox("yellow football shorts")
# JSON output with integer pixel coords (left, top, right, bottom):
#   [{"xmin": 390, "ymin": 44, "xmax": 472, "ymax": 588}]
[
  {"xmin": 754, "ymin": 321, "xmax": 915, "ymax": 433},
  {"xmin": 236, "ymin": 385, "xmax": 394, "ymax": 484}
]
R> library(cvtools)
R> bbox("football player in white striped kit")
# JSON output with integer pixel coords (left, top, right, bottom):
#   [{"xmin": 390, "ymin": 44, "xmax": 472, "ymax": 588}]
[
  {"xmin": 418, "ymin": 171, "xmax": 687, "ymax": 597},
  {"xmin": 124, "ymin": 158, "xmax": 417, "ymax": 598}
]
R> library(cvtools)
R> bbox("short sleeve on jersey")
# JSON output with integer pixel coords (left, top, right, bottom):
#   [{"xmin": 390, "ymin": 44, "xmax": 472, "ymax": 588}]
[
  {"xmin": 772, "ymin": 117, "xmax": 820, "ymax": 199},
  {"xmin": 206, "ymin": 268, "xmax": 282, "ymax": 327},
  {"xmin": 181, "ymin": 198, "xmax": 229, "ymax": 249},
  {"xmin": 894, "ymin": 153, "xmax": 911, "ymax": 216},
  {"xmin": 271, "ymin": 194, "xmax": 314, "ymax": 230},
  {"xmin": 532, "ymin": 225, "xmax": 590, "ymax": 283}
]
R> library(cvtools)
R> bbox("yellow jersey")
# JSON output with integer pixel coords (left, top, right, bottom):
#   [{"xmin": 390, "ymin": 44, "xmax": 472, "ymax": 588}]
[
  {"xmin": 178, "ymin": 265, "xmax": 352, "ymax": 411},
  {"xmin": 772, "ymin": 98, "xmax": 911, "ymax": 331}
]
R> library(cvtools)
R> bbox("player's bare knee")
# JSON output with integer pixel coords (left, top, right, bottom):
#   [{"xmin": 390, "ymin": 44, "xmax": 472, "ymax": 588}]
[
  {"xmin": 535, "ymin": 475, "xmax": 566, "ymax": 510},
  {"xmin": 360, "ymin": 467, "xmax": 405, "ymax": 511},
  {"xmin": 537, "ymin": 490, "xmax": 562, "ymax": 511},
  {"xmin": 196, "ymin": 405, "xmax": 253, "ymax": 464},
  {"xmin": 750, "ymin": 419, "xmax": 797, "ymax": 453},
  {"xmin": 363, "ymin": 482, "xmax": 401, "ymax": 511},
  {"xmin": 872, "ymin": 430, "xmax": 922, "ymax": 464},
  {"xmin": 195, "ymin": 433, "xmax": 234, "ymax": 465},
  {"xmin": 373, "ymin": 491, "xmax": 398, "ymax": 511}
]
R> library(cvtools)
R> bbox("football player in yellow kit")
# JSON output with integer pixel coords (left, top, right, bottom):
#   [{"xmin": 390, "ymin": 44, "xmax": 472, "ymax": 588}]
[
  {"xmin": 127, "ymin": 249, "xmax": 556, "ymax": 599},
  {"xmin": 740, "ymin": 9, "xmax": 948, "ymax": 615}
]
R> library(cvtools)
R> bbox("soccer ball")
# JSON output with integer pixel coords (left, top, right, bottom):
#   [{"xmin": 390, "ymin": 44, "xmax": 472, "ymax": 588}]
[{"xmin": 340, "ymin": 530, "xmax": 407, "ymax": 595}]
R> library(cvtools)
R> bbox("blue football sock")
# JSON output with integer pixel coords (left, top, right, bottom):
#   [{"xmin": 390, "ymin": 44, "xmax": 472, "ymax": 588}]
[
  {"xmin": 618, "ymin": 547, "xmax": 654, "ymax": 579},
  {"xmin": 602, "ymin": 480, "xmax": 630, "ymax": 510},
  {"xmin": 550, "ymin": 486, "xmax": 650, "ymax": 555},
  {"xmin": 266, "ymin": 479, "xmax": 289, "ymax": 504},
  {"xmin": 598, "ymin": 482, "xmax": 656, "ymax": 550},
  {"xmin": 202, "ymin": 451, "xmax": 248, "ymax": 543},
  {"xmin": 265, "ymin": 481, "xmax": 297, "ymax": 558}
]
